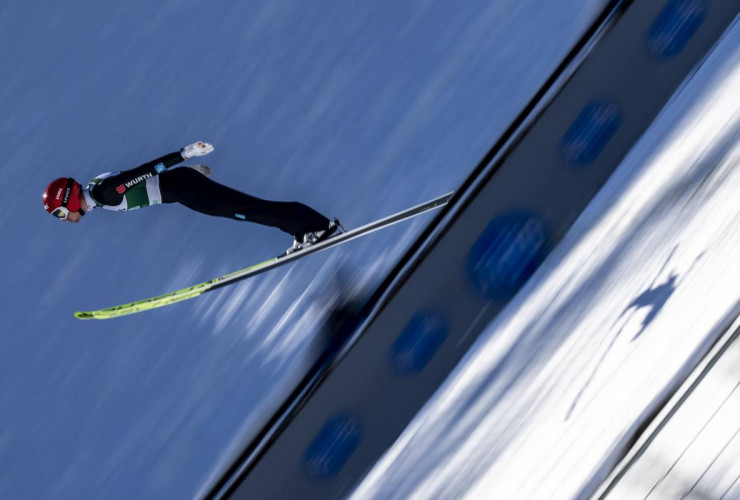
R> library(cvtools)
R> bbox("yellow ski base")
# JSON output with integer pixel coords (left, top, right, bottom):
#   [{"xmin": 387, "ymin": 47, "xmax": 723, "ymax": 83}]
[{"xmin": 75, "ymin": 257, "xmax": 277, "ymax": 320}]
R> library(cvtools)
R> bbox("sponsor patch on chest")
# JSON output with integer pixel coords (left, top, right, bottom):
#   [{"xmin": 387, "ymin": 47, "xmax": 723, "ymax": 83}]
[{"xmin": 116, "ymin": 173, "xmax": 153, "ymax": 194}]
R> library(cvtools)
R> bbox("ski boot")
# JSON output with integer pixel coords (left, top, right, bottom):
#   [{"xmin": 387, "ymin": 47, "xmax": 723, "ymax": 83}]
[
  {"xmin": 284, "ymin": 238, "xmax": 304, "ymax": 256},
  {"xmin": 302, "ymin": 218, "xmax": 344, "ymax": 247},
  {"xmin": 283, "ymin": 219, "xmax": 344, "ymax": 257}
]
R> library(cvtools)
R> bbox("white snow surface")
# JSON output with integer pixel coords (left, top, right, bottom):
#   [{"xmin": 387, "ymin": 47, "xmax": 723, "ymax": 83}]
[
  {"xmin": 601, "ymin": 313, "xmax": 740, "ymax": 499},
  {"xmin": 353, "ymin": 16, "xmax": 740, "ymax": 500}
]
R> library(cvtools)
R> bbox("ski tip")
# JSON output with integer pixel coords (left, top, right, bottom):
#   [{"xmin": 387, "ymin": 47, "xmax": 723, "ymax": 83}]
[{"xmin": 74, "ymin": 311, "xmax": 94, "ymax": 320}]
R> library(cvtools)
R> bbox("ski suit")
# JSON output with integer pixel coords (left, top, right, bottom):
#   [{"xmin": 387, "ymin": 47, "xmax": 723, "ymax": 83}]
[{"xmin": 82, "ymin": 151, "xmax": 330, "ymax": 239}]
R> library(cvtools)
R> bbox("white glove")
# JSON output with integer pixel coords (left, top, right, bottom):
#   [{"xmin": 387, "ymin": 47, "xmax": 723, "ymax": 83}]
[
  {"xmin": 189, "ymin": 164, "xmax": 212, "ymax": 177},
  {"xmin": 181, "ymin": 141, "xmax": 214, "ymax": 159}
]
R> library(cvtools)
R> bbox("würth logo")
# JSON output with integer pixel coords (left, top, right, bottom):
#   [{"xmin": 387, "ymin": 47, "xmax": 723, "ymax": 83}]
[
  {"xmin": 124, "ymin": 173, "xmax": 153, "ymax": 189},
  {"xmin": 116, "ymin": 184, "xmax": 126, "ymax": 194}
]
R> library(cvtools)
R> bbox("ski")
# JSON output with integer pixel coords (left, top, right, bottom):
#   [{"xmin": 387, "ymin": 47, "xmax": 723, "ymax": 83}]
[{"xmin": 75, "ymin": 192, "xmax": 453, "ymax": 320}]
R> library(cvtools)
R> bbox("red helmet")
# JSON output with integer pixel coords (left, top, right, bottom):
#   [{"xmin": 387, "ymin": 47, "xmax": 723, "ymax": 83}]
[{"xmin": 43, "ymin": 177, "xmax": 83, "ymax": 220}]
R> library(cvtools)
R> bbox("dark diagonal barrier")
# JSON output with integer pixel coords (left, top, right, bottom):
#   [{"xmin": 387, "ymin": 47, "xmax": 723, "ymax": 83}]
[{"xmin": 209, "ymin": 1, "xmax": 740, "ymax": 497}]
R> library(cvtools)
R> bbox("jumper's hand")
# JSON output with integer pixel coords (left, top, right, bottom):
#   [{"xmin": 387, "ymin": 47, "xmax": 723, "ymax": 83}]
[
  {"xmin": 189, "ymin": 164, "xmax": 212, "ymax": 177},
  {"xmin": 181, "ymin": 141, "xmax": 214, "ymax": 159}
]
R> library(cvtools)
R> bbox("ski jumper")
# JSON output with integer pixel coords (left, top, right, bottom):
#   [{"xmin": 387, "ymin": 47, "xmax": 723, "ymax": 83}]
[{"xmin": 83, "ymin": 151, "xmax": 330, "ymax": 239}]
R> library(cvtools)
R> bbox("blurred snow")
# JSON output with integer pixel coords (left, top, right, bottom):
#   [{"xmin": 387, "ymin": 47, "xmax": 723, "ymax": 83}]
[{"xmin": 0, "ymin": 0, "xmax": 608, "ymax": 497}]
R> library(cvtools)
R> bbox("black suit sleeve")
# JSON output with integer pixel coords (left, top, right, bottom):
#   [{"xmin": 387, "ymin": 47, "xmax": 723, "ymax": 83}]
[{"xmin": 91, "ymin": 151, "xmax": 185, "ymax": 206}]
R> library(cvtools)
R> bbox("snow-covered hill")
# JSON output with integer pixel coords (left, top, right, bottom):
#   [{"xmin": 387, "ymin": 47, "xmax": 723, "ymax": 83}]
[{"xmin": 354, "ymin": 15, "xmax": 740, "ymax": 499}]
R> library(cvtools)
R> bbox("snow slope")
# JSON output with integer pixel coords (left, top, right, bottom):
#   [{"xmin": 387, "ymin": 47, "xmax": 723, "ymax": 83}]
[
  {"xmin": 0, "ymin": 0, "xmax": 607, "ymax": 498},
  {"xmin": 353, "ymin": 15, "xmax": 740, "ymax": 500}
]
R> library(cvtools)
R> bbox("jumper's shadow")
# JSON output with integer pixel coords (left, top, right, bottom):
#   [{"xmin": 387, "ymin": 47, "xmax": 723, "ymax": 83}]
[
  {"xmin": 624, "ymin": 273, "xmax": 678, "ymax": 342},
  {"xmin": 567, "ymin": 248, "xmax": 704, "ymax": 419}
]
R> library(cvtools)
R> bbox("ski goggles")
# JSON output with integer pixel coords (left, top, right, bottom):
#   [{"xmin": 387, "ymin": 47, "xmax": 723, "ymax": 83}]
[
  {"xmin": 51, "ymin": 206, "xmax": 72, "ymax": 220},
  {"xmin": 51, "ymin": 205, "xmax": 85, "ymax": 220}
]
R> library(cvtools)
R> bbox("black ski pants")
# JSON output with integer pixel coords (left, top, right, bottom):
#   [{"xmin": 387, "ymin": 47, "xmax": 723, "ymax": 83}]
[{"xmin": 159, "ymin": 167, "xmax": 329, "ymax": 239}]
